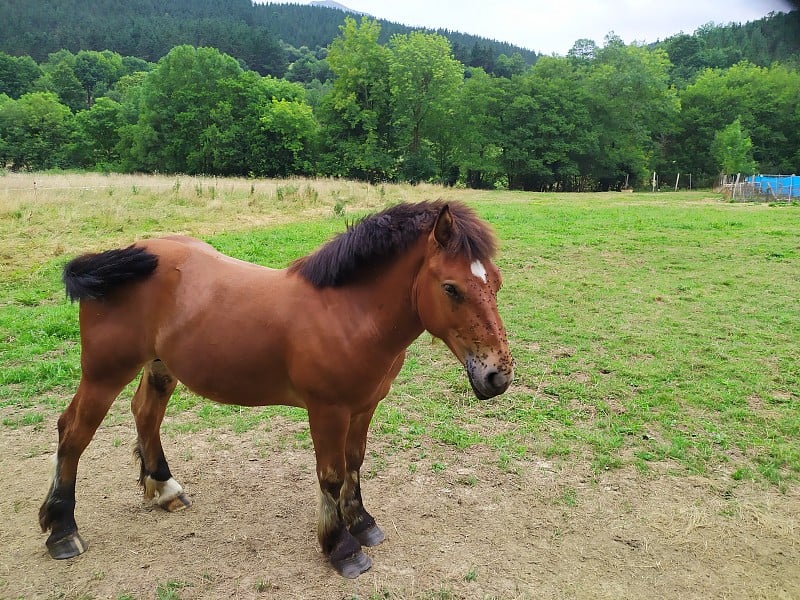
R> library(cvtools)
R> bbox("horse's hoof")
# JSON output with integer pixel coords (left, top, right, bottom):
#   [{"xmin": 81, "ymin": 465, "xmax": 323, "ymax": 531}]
[
  {"xmin": 46, "ymin": 532, "xmax": 88, "ymax": 560},
  {"xmin": 353, "ymin": 523, "xmax": 385, "ymax": 547},
  {"xmin": 160, "ymin": 493, "xmax": 191, "ymax": 512},
  {"xmin": 333, "ymin": 550, "xmax": 372, "ymax": 579}
]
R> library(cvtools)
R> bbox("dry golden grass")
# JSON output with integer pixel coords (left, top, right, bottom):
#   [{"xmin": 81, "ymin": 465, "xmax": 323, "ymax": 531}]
[{"xmin": 0, "ymin": 172, "xmax": 478, "ymax": 279}]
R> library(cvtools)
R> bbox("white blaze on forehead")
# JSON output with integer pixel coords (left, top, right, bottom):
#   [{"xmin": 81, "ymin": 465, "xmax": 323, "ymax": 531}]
[{"xmin": 470, "ymin": 260, "xmax": 488, "ymax": 283}]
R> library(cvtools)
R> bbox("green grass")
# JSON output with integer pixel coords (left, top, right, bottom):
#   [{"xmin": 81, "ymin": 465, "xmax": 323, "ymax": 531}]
[
  {"xmin": 1, "ymin": 185, "xmax": 798, "ymax": 485},
  {"xmin": 155, "ymin": 580, "xmax": 189, "ymax": 600}
]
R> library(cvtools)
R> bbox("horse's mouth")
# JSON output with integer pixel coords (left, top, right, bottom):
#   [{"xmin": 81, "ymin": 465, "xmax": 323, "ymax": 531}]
[{"xmin": 469, "ymin": 378, "xmax": 493, "ymax": 400}]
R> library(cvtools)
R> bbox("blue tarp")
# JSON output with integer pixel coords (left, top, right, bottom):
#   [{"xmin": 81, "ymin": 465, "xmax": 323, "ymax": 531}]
[{"xmin": 747, "ymin": 175, "xmax": 800, "ymax": 198}]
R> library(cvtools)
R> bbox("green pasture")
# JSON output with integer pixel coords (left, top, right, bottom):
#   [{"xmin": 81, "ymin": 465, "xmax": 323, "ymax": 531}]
[{"xmin": 1, "ymin": 184, "xmax": 798, "ymax": 486}]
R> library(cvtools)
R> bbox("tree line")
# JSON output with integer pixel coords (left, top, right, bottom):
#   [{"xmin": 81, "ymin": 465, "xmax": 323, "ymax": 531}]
[{"xmin": 1, "ymin": 16, "xmax": 798, "ymax": 190}]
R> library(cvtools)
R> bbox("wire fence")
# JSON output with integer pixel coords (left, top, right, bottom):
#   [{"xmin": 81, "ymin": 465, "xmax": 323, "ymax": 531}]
[
  {"xmin": 746, "ymin": 174, "xmax": 800, "ymax": 199},
  {"xmin": 721, "ymin": 174, "xmax": 799, "ymax": 201}
]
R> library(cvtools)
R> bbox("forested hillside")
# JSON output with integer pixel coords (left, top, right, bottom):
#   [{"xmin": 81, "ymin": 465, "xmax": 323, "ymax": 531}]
[
  {"xmin": 659, "ymin": 10, "xmax": 800, "ymax": 85},
  {"xmin": 1, "ymin": 0, "xmax": 285, "ymax": 76},
  {"xmin": 0, "ymin": 4, "xmax": 798, "ymax": 190},
  {"xmin": 0, "ymin": 0, "xmax": 538, "ymax": 76}
]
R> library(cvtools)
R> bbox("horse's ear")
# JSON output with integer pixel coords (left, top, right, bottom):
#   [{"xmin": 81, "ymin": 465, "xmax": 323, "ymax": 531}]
[{"xmin": 433, "ymin": 204, "xmax": 453, "ymax": 248}]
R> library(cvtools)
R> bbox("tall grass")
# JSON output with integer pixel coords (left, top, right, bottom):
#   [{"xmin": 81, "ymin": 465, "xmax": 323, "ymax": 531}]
[{"xmin": 1, "ymin": 174, "xmax": 798, "ymax": 486}]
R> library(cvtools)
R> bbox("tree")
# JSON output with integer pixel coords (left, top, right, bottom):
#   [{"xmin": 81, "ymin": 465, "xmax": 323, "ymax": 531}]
[
  {"xmin": 567, "ymin": 39, "xmax": 598, "ymax": 63},
  {"xmin": 36, "ymin": 60, "xmax": 85, "ymax": 112},
  {"xmin": 0, "ymin": 52, "xmax": 42, "ymax": 99},
  {"xmin": 116, "ymin": 49, "xmax": 316, "ymax": 177},
  {"xmin": 388, "ymin": 31, "xmax": 463, "ymax": 183},
  {"xmin": 711, "ymin": 118, "xmax": 758, "ymax": 177},
  {"xmin": 493, "ymin": 52, "xmax": 526, "ymax": 79},
  {"xmin": 676, "ymin": 62, "xmax": 800, "ymax": 177},
  {"xmin": 118, "ymin": 45, "xmax": 245, "ymax": 173},
  {"xmin": 73, "ymin": 50, "xmax": 125, "ymax": 107},
  {"xmin": 317, "ymin": 17, "xmax": 394, "ymax": 181},
  {"xmin": 468, "ymin": 42, "xmax": 494, "ymax": 72},
  {"xmin": 496, "ymin": 56, "xmax": 596, "ymax": 191},
  {"xmin": 584, "ymin": 38, "xmax": 679, "ymax": 188},
  {"xmin": 284, "ymin": 45, "xmax": 331, "ymax": 84},
  {"xmin": 0, "ymin": 92, "xmax": 74, "ymax": 170},
  {"xmin": 258, "ymin": 96, "xmax": 318, "ymax": 176},
  {"xmin": 121, "ymin": 55, "xmax": 153, "ymax": 76},
  {"xmin": 454, "ymin": 68, "xmax": 505, "ymax": 188},
  {"xmin": 201, "ymin": 72, "xmax": 317, "ymax": 177},
  {"xmin": 662, "ymin": 33, "xmax": 706, "ymax": 86},
  {"xmin": 71, "ymin": 96, "xmax": 123, "ymax": 168}
]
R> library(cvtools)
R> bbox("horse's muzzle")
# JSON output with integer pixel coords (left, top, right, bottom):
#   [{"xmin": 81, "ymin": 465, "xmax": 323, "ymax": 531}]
[{"xmin": 466, "ymin": 355, "xmax": 514, "ymax": 400}]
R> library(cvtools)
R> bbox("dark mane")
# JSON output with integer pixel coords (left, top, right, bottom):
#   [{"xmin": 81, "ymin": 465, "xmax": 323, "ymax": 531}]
[{"xmin": 289, "ymin": 200, "xmax": 497, "ymax": 288}]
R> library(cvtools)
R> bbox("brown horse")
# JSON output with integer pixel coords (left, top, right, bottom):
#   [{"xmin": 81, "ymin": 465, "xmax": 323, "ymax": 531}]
[{"xmin": 39, "ymin": 200, "xmax": 514, "ymax": 578}]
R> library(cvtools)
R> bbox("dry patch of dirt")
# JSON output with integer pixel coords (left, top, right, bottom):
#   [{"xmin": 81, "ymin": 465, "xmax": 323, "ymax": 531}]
[{"xmin": 1, "ymin": 416, "xmax": 798, "ymax": 600}]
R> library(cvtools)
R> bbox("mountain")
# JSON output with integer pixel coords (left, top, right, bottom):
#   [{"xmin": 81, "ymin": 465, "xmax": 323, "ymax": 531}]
[
  {"xmin": 657, "ymin": 10, "xmax": 800, "ymax": 85},
  {"xmin": 0, "ymin": 0, "xmax": 794, "ymax": 81},
  {"xmin": 257, "ymin": 3, "xmax": 538, "ymax": 65},
  {"xmin": 0, "ymin": 0, "xmax": 539, "ymax": 75},
  {"xmin": 309, "ymin": 1, "xmax": 367, "ymax": 15}
]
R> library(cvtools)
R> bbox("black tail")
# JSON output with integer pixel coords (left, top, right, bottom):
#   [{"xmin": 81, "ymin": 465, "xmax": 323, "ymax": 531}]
[{"xmin": 63, "ymin": 245, "xmax": 158, "ymax": 302}]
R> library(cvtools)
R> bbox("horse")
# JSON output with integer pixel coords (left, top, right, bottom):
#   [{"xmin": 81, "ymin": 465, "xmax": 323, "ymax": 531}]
[{"xmin": 39, "ymin": 200, "xmax": 514, "ymax": 578}]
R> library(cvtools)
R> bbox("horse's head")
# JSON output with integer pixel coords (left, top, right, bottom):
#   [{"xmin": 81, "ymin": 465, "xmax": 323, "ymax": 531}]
[{"xmin": 414, "ymin": 204, "xmax": 514, "ymax": 400}]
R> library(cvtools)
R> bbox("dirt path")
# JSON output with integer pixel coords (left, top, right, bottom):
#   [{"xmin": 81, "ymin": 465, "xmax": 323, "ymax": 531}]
[{"xmin": 1, "ymin": 416, "xmax": 798, "ymax": 600}]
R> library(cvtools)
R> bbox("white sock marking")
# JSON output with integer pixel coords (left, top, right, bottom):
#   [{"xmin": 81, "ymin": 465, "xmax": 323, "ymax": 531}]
[{"xmin": 144, "ymin": 476, "xmax": 184, "ymax": 504}]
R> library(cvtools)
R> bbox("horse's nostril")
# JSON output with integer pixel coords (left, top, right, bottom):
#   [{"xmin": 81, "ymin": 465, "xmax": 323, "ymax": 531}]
[{"xmin": 487, "ymin": 370, "xmax": 509, "ymax": 391}]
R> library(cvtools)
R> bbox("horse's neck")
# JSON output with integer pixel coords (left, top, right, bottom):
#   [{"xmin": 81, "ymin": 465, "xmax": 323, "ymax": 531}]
[{"xmin": 341, "ymin": 239, "xmax": 427, "ymax": 352}]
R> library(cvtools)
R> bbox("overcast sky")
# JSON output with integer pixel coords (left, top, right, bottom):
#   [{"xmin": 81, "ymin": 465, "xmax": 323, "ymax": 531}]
[{"xmin": 258, "ymin": 0, "xmax": 795, "ymax": 55}]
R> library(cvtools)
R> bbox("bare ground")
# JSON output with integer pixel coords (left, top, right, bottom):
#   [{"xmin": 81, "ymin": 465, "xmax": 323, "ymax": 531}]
[{"xmin": 1, "ymin": 414, "xmax": 798, "ymax": 600}]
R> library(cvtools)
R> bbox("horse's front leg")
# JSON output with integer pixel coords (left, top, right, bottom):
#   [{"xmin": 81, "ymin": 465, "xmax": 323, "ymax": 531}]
[
  {"xmin": 308, "ymin": 406, "xmax": 371, "ymax": 578},
  {"xmin": 341, "ymin": 406, "xmax": 385, "ymax": 547}
]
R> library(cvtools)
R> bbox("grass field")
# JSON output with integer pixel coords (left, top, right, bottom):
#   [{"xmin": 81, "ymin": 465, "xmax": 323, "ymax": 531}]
[{"xmin": 1, "ymin": 172, "xmax": 798, "ymax": 489}]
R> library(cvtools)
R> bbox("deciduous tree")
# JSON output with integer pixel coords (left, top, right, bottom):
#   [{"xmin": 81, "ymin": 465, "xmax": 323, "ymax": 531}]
[
  {"xmin": 0, "ymin": 92, "xmax": 74, "ymax": 170},
  {"xmin": 389, "ymin": 31, "xmax": 463, "ymax": 183},
  {"xmin": 711, "ymin": 117, "xmax": 758, "ymax": 177},
  {"xmin": 317, "ymin": 17, "xmax": 393, "ymax": 181}
]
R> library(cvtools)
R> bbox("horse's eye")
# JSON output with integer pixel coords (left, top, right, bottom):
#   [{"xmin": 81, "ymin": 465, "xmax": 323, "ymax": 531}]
[{"xmin": 443, "ymin": 283, "xmax": 460, "ymax": 299}]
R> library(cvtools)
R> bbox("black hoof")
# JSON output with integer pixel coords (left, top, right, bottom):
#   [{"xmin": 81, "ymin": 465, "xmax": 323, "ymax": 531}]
[
  {"xmin": 333, "ymin": 550, "xmax": 372, "ymax": 579},
  {"xmin": 353, "ymin": 523, "xmax": 385, "ymax": 547},
  {"xmin": 46, "ymin": 532, "xmax": 88, "ymax": 560}
]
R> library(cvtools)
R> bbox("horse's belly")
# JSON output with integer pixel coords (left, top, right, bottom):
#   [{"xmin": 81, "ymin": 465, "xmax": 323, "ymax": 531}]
[
  {"xmin": 167, "ymin": 357, "xmax": 305, "ymax": 408},
  {"xmin": 155, "ymin": 321, "xmax": 304, "ymax": 408}
]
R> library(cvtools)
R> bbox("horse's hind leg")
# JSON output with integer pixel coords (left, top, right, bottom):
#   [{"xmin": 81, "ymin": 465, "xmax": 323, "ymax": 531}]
[
  {"xmin": 39, "ymin": 374, "xmax": 134, "ymax": 559},
  {"xmin": 341, "ymin": 407, "xmax": 385, "ymax": 547},
  {"xmin": 131, "ymin": 359, "xmax": 190, "ymax": 512}
]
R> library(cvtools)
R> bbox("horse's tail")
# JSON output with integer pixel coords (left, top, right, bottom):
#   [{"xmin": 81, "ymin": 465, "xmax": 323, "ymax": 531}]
[{"xmin": 63, "ymin": 245, "xmax": 158, "ymax": 302}]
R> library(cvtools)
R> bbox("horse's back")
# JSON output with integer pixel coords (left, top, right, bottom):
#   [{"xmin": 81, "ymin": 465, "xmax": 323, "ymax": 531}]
[
  {"xmin": 133, "ymin": 236, "xmax": 308, "ymax": 405},
  {"xmin": 76, "ymin": 236, "xmax": 293, "ymax": 391},
  {"xmin": 142, "ymin": 235, "xmax": 281, "ymax": 274}
]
